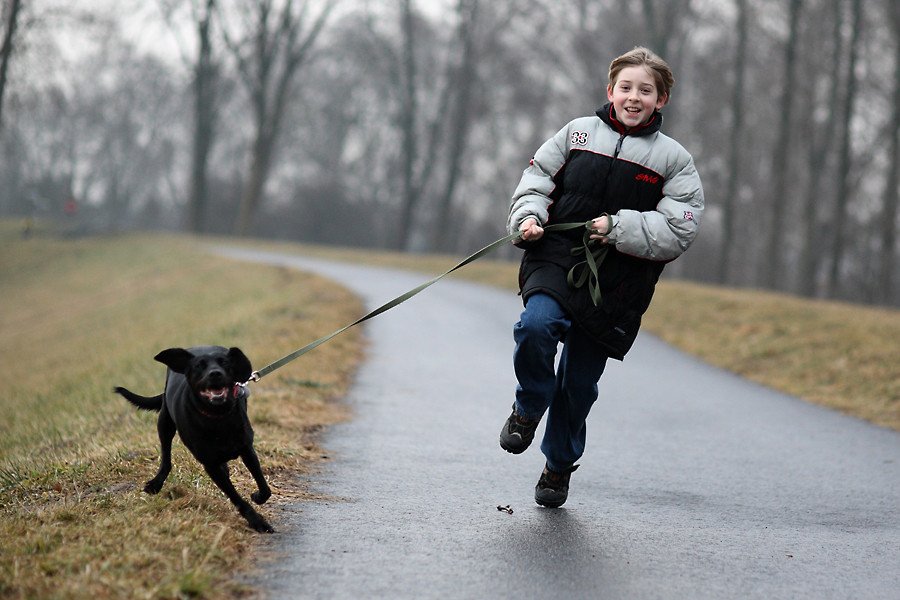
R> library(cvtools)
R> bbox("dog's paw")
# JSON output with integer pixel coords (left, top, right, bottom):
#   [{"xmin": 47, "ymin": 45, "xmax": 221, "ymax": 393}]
[
  {"xmin": 144, "ymin": 480, "xmax": 163, "ymax": 495},
  {"xmin": 251, "ymin": 489, "xmax": 271, "ymax": 505},
  {"xmin": 240, "ymin": 505, "xmax": 274, "ymax": 533},
  {"xmin": 255, "ymin": 522, "xmax": 275, "ymax": 534},
  {"xmin": 249, "ymin": 516, "xmax": 275, "ymax": 533}
]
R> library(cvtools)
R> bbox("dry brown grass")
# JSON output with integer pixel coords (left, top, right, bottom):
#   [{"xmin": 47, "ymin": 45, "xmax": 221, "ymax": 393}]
[
  {"xmin": 0, "ymin": 225, "xmax": 363, "ymax": 599},
  {"xmin": 642, "ymin": 280, "xmax": 900, "ymax": 431}
]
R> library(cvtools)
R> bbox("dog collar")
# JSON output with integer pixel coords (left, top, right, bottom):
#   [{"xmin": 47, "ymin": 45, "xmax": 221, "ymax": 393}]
[{"xmin": 196, "ymin": 405, "xmax": 230, "ymax": 419}]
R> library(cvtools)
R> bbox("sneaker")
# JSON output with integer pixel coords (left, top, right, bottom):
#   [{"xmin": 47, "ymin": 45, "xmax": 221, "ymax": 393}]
[
  {"xmin": 499, "ymin": 403, "xmax": 540, "ymax": 454},
  {"xmin": 534, "ymin": 463, "xmax": 579, "ymax": 508}
]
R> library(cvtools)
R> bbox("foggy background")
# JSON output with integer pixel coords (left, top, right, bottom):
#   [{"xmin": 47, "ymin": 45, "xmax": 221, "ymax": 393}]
[{"xmin": 2, "ymin": 0, "xmax": 898, "ymax": 307}]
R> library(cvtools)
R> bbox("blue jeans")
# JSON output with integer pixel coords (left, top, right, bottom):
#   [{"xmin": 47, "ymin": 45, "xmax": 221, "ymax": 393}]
[{"xmin": 513, "ymin": 293, "xmax": 608, "ymax": 473}]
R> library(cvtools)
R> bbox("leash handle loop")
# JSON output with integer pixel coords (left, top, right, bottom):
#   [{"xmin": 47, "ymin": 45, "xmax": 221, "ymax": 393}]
[{"xmin": 565, "ymin": 215, "xmax": 610, "ymax": 307}]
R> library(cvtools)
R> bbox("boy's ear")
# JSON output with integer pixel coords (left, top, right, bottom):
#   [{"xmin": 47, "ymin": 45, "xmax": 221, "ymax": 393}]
[
  {"xmin": 154, "ymin": 348, "xmax": 194, "ymax": 374},
  {"xmin": 656, "ymin": 92, "xmax": 668, "ymax": 109},
  {"xmin": 607, "ymin": 83, "xmax": 614, "ymax": 102}
]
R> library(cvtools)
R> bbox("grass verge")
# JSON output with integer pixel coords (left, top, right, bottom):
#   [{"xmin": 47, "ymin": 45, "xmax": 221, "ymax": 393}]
[
  {"xmin": 0, "ymin": 224, "xmax": 363, "ymax": 599},
  {"xmin": 642, "ymin": 280, "xmax": 900, "ymax": 430}
]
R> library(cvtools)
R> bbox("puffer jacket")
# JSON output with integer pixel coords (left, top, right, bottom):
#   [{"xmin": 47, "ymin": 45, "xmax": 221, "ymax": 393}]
[{"xmin": 507, "ymin": 103, "xmax": 704, "ymax": 360}]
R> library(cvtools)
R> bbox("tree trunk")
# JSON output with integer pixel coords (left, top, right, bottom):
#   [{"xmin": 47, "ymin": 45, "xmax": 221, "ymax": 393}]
[
  {"xmin": 0, "ymin": 0, "xmax": 22, "ymax": 131},
  {"xmin": 186, "ymin": 0, "xmax": 217, "ymax": 233},
  {"xmin": 641, "ymin": 0, "xmax": 691, "ymax": 59},
  {"xmin": 825, "ymin": 0, "xmax": 863, "ymax": 298},
  {"xmin": 393, "ymin": 0, "xmax": 420, "ymax": 250},
  {"xmin": 235, "ymin": 136, "xmax": 271, "ymax": 236},
  {"xmin": 760, "ymin": 0, "xmax": 802, "ymax": 289},
  {"xmin": 230, "ymin": 0, "xmax": 335, "ymax": 237},
  {"xmin": 876, "ymin": 1, "xmax": 900, "ymax": 305},
  {"xmin": 432, "ymin": 0, "xmax": 479, "ymax": 254},
  {"xmin": 798, "ymin": 0, "xmax": 844, "ymax": 298},
  {"xmin": 717, "ymin": 0, "xmax": 748, "ymax": 285}
]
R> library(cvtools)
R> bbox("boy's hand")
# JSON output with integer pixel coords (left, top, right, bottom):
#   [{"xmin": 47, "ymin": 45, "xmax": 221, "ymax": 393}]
[
  {"xmin": 518, "ymin": 217, "xmax": 544, "ymax": 242},
  {"xmin": 589, "ymin": 215, "xmax": 613, "ymax": 244}
]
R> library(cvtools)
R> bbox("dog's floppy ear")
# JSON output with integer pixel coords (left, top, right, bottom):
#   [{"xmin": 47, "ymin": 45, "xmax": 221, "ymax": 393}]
[
  {"xmin": 154, "ymin": 348, "xmax": 195, "ymax": 374},
  {"xmin": 227, "ymin": 347, "xmax": 253, "ymax": 382}
]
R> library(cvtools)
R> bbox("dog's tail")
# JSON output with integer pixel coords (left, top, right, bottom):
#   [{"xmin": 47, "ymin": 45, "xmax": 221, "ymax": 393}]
[{"xmin": 114, "ymin": 387, "xmax": 164, "ymax": 412}]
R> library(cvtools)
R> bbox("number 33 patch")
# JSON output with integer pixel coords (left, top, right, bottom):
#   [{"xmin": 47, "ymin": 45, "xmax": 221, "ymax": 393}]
[{"xmin": 570, "ymin": 131, "xmax": 589, "ymax": 146}]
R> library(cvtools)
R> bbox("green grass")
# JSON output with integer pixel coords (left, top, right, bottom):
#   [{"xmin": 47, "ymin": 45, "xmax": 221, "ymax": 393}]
[{"xmin": 2, "ymin": 223, "xmax": 898, "ymax": 599}]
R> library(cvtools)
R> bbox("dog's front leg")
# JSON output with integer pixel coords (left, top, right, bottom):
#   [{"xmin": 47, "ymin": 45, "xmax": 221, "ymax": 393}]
[
  {"xmin": 204, "ymin": 462, "xmax": 274, "ymax": 533},
  {"xmin": 145, "ymin": 409, "xmax": 176, "ymax": 494},
  {"xmin": 240, "ymin": 447, "xmax": 271, "ymax": 505}
]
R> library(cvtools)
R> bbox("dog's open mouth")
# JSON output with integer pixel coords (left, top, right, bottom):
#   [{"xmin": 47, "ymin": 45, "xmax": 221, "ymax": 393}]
[{"xmin": 200, "ymin": 388, "xmax": 229, "ymax": 402}]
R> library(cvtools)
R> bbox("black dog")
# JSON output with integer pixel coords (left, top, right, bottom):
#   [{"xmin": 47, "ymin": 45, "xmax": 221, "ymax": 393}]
[{"xmin": 114, "ymin": 346, "xmax": 273, "ymax": 533}]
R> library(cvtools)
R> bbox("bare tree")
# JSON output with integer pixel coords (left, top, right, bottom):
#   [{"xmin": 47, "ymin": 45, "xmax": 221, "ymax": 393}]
[
  {"xmin": 5, "ymin": 0, "xmax": 900, "ymax": 306},
  {"xmin": 717, "ymin": 0, "xmax": 749, "ymax": 284},
  {"xmin": 386, "ymin": 0, "xmax": 458, "ymax": 251},
  {"xmin": 395, "ymin": 0, "xmax": 421, "ymax": 249},
  {"xmin": 876, "ymin": 0, "xmax": 900, "ymax": 303},
  {"xmin": 825, "ymin": 0, "xmax": 864, "ymax": 298},
  {"xmin": 0, "ymin": 0, "xmax": 22, "ymax": 131},
  {"xmin": 222, "ymin": 0, "xmax": 336, "ymax": 236},
  {"xmin": 67, "ymin": 48, "xmax": 185, "ymax": 230},
  {"xmin": 150, "ymin": 0, "xmax": 227, "ymax": 233},
  {"xmin": 797, "ymin": 0, "xmax": 844, "ymax": 297},
  {"xmin": 641, "ymin": 0, "xmax": 692, "ymax": 60},
  {"xmin": 431, "ymin": 0, "xmax": 480, "ymax": 253},
  {"xmin": 188, "ymin": 0, "xmax": 219, "ymax": 233},
  {"xmin": 429, "ymin": 0, "xmax": 548, "ymax": 253},
  {"xmin": 760, "ymin": 0, "xmax": 803, "ymax": 289}
]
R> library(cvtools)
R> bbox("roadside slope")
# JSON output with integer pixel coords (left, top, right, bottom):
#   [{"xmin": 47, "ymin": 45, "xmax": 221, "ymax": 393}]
[{"xmin": 0, "ymin": 229, "xmax": 363, "ymax": 599}]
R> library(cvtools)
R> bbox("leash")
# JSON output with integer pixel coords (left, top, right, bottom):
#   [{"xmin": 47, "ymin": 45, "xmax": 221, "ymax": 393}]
[
  {"xmin": 566, "ymin": 213, "xmax": 611, "ymax": 307},
  {"xmin": 247, "ymin": 219, "xmax": 603, "ymax": 383}
]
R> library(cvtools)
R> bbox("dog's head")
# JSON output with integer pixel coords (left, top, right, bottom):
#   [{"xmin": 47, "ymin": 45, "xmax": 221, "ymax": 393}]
[{"xmin": 154, "ymin": 346, "xmax": 253, "ymax": 413}]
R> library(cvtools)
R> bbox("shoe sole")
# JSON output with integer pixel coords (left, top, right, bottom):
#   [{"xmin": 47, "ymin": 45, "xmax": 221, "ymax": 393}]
[
  {"xmin": 534, "ymin": 495, "xmax": 566, "ymax": 508},
  {"xmin": 499, "ymin": 439, "xmax": 529, "ymax": 454}
]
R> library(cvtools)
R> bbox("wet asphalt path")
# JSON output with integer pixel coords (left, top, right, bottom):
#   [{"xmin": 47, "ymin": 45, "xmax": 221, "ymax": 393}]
[{"xmin": 215, "ymin": 247, "xmax": 900, "ymax": 600}]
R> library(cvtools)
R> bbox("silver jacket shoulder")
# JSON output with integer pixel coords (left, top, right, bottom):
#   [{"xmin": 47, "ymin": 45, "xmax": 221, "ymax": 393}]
[{"xmin": 507, "ymin": 116, "xmax": 704, "ymax": 262}]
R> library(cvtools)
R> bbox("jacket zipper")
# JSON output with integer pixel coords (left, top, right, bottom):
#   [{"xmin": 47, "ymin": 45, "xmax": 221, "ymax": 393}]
[{"xmin": 614, "ymin": 133, "xmax": 625, "ymax": 159}]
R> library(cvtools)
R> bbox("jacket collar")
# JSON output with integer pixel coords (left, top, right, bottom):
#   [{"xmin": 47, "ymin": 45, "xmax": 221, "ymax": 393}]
[{"xmin": 597, "ymin": 102, "xmax": 663, "ymax": 137}]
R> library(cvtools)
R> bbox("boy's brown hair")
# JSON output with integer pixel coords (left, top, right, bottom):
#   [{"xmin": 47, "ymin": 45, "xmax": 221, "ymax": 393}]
[{"xmin": 608, "ymin": 47, "xmax": 674, "ymax": 105}]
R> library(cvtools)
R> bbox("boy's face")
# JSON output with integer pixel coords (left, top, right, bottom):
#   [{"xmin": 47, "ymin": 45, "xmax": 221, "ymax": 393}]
[{"xmin": 607, "ymin": 66, "xmax": 667, "ymax": 130}]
